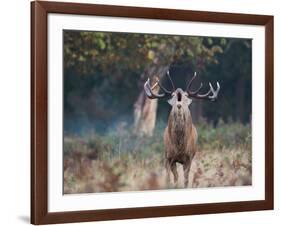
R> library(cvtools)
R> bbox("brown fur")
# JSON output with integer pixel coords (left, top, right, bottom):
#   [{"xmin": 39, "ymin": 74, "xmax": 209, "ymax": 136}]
[{"xmin": 164, "ymin": 93, "xmax": 197, "ymax": 187}]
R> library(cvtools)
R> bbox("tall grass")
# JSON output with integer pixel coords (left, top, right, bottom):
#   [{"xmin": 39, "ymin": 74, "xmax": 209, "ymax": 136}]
[{"xmin": 63, "ymin": 120, "xmax": 252, "ymax": 194}]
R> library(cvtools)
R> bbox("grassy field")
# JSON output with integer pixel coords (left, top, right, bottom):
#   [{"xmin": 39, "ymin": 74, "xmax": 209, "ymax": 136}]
[{"xmin": 63, "ymin": 121, "xmax": 252, "ymax": 194}]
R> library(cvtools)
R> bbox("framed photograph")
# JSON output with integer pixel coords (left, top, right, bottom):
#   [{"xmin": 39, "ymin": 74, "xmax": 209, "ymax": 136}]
[{"xmin": 31, "ymin": 1, "xmax": 274, "ymax": 224}]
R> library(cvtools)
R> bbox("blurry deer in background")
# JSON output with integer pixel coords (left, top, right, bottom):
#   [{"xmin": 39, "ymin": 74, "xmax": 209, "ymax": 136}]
[{"xmin": 144, "ymin": 71, "xmax": 220, "ymax": 187}]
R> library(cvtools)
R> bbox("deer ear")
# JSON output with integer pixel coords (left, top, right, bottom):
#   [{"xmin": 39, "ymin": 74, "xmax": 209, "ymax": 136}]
[{"xmin": 168, "ymin": 97, "xmax": 175, "ymax": 106}]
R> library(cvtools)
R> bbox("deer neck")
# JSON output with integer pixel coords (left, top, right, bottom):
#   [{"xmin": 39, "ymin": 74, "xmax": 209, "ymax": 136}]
[{"xmin": 168, "ymin": 108, "xmax": 193, "ymax": 147}]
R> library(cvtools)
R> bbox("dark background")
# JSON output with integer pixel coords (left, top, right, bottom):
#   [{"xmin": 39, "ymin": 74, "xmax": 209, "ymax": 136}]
[{"xmin": 63, "ymin": 30, "xmax": 252, "ymax": 135}]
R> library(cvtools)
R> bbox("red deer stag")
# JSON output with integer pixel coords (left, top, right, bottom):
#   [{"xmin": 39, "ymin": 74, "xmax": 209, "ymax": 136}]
[{"xmin": 144, "ymin": 71, "xmax": 220, "ymax": 187}]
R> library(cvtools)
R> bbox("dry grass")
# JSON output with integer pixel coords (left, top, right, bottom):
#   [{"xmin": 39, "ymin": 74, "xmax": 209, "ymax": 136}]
[
  {"xmin": 64, "ymin": 147, "xmax": 251, "ymax": 194},
  {"xmin": 64, "ymin": 121, "xmax": 251, "ymax": 193}
]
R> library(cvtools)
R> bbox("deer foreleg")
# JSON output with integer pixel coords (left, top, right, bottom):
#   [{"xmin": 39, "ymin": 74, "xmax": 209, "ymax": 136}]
[
  {"xmin": 165, "ymin": 158, "xmax": 171, "ymax": 184},
  {"xmin": 183, "ymin": 159, "xmax": 191, "ymax": 188},
  {"xmin": 170, "ymin": 161, "xmax": 178, "ymax": 184}
]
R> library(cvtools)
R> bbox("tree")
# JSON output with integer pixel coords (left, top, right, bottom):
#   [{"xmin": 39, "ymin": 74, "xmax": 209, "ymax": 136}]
[
  {"xmin": 203, "ymin": 39, "xmax": 252, "ymax": 123},
  {"xmin": 63, "ymin": 31, "xmax": 228, "ymax": 135}
]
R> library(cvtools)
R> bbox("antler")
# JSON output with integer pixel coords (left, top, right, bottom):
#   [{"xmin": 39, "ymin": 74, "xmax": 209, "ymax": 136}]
[
  {"xmin": 144, "ymin": 70, "xmax": 175, "ymax": 99},
  {"xmin": 186, "ymin": 72, "xmax": 220, "ymax": 101}
]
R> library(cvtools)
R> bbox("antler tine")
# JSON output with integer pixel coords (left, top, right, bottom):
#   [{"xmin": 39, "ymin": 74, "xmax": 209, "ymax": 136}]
[
  {"xmin": 186, "ymin": 72, "xmax": 197, "ymax": 91},
  {"xmin": 156, "ymin": 78, "xmax": 172, "ymax": 94},
  {"xmin": 187, "ymin": 72, "xmax": 207, "ymax": 96},
  {"xmin": 186, "ymin": 72, "xmax": 220, "ymax": 101},
  {"xmin": 143, "ymin": 78, "xmax": 171, "ymax": 99},
  {"xmin": 166, "ymin": 70, "xmax": 175, "ymax": 92},
  {"xmin": 143, "ymin": 69, "xmax": 175, "ymax": 99},
  {"xmin": 196, "ymin": 88, "xmax": 212, "ymax": 98},
  {"xmin": 189, "ymin": 82, "xmax": 203, "ymax": 95},
  {"xmin": 208, "ymin": 82, "xmax": 220, "ymax": 101}
]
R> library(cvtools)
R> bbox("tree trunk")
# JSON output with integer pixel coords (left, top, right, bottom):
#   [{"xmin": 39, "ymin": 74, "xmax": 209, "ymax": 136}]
[
  {"xmin": 133, "ymin": 64, "xmax": 169, "ymax": 136},
  {"xmin": 133, "ymin": 91, "xmax": 159, "ymax": 136}
]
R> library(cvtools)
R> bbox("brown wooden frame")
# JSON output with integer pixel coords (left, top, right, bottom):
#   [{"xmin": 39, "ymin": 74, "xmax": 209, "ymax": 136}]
[{"xmin": 31, "ymin": 1, "xmax": 274, "ymax": 224}]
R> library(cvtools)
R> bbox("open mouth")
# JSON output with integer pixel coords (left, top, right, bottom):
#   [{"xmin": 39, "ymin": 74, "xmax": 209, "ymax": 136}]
[{"xmin": 177, "ymin": 92, "xmax": 182, "ymax": 102}]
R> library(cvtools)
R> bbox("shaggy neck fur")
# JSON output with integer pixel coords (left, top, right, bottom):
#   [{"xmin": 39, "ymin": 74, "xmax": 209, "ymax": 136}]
[{"xmin": 168, "ymin": 107, "xmax": 193, "ymax": 151}]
